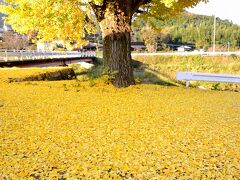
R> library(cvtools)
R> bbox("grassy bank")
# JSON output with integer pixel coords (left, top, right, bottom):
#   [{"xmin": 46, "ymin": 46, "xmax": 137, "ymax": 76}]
[
  {"xmin": 133, "ymin": 55, "xmax": 240, "ymax": 91},
  {"xmin": 0, "ymin": 68, "xmax": 240, "ymax": 178},
  {"xmin": 0, "ymin": 67, "xmax": 75, "ymax": 83}
]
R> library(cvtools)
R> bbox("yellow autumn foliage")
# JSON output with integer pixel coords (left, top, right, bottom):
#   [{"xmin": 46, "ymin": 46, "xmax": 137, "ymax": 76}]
[
  {"xmin": 0, "ymin": 68, "xmax": 239, "ymax": 179},
  {"xmin": 1, "ymin": 0, "xmax": 206, "ymax": 45}
]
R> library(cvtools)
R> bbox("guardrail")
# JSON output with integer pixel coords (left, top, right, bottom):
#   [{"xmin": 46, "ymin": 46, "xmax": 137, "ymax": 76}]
[
  {"xmin": 0, "ymin": 50, "xmax": 96, "ymax": 62},
  {"xmin": 176, "ymin": 72, "xmax": 240, "ymax": 87},
  {"xmin": 132, "ymin": 51, "xmax": 240, "ymax": 56}
]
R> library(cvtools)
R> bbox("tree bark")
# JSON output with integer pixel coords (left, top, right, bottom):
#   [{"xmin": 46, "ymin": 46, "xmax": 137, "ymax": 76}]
[
  {"xmin": 102, "ymin": 31, "xmax": 135, "ymax": 87},
  {"xmin": 99, "ymin": 2, "xmax": 135, "ymax": 87}
]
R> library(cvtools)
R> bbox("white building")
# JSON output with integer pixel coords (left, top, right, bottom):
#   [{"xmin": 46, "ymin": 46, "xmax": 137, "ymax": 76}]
[
  {"xmin": 177, "ymin": 45, "xmax": 192, "ymax": 52},
  {"xmin": 37, "ymin": 42, "xmax": 53, "ymax": 51}
]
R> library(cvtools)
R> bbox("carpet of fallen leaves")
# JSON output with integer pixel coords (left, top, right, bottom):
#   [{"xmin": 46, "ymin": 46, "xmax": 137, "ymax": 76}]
[{"xmin": 0, "ymin": 70, "xmax": 240, "ymax": 179}]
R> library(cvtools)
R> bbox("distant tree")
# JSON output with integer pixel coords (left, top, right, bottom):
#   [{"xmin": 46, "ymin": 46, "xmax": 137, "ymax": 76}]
[
  {"xmin": 1, "ymin": 0, "xmax": 207, "ymax": 87},
  {"xmin": 142, "ymin": 26, "xmax": 161, "ymax": 52},
  {"xmin": 2, "ymin": 31, "xmax": 28, "ymax": 50},
  {"xmin": 159, "ymin": 29, "xmax": 172, "ymax": 43}
]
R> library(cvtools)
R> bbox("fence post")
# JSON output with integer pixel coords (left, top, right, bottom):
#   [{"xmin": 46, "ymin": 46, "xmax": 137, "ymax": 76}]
[
  {"xmin": 4, "ymin": 50, "xmax": 8, "ymax": 62},
  {"xmin": 20, "ymin": 50, "xmax": 23, "ymax": 61}
]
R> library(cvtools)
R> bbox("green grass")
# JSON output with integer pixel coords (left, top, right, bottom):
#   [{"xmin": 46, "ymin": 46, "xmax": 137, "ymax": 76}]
[
  {"xmin": 133, "ymin": 55, "xmax": 240, "ymax": 91},
  {"xmin": 0, "ymin": 67, "xmax": 75, "ymax": 82}
]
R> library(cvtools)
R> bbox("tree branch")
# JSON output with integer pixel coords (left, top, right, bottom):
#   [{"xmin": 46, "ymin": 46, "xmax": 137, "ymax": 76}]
[
  {"xmin": 89, "ymin": 0, "xmax": 107, "ymax": 21},
  {"xmin": 131, "ymin": 0, "xmax": 151, "ymax": 14}
]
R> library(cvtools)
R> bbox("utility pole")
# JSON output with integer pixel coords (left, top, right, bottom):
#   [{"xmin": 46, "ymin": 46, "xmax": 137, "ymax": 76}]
[{"xmin": 213, "ymin": 15, "xmax": 216, "ymax": 52}]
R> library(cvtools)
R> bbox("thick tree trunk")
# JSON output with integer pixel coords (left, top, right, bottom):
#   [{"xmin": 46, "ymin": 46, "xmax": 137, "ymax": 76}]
[
  {"xmin": 99, "ymin": 2, "xmax": 135, "ymax": 87},
  {"xmin": 102, "ymin": 31, "xmax": 135, "ymax": 87}
]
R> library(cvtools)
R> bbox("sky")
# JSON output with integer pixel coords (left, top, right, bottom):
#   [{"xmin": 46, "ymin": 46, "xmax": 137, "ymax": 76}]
[{"xmin": 187, "ymin": 0, "xmax": 240, "ymax": 25}]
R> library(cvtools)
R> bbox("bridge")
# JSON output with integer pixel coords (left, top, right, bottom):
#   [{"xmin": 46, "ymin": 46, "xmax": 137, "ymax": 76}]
[
  {"xmin": 0, "ymin": 50, "xmax": 96, "ymax": 67},
  {"xmin": 1, "ymin": 50, "xmax": 239, "ymax": 67}
]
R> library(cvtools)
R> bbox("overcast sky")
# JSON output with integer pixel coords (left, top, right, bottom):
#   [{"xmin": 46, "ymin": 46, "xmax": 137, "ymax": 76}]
[{"xmin": 187, "ymin": 0, "xmax": 240, "ymax": 25}]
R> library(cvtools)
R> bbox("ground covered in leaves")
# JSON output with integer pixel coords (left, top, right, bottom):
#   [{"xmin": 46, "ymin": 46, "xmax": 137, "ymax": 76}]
[{"xmin": 0, "ymin": 69, "xmax": 240, "ymax": 179}]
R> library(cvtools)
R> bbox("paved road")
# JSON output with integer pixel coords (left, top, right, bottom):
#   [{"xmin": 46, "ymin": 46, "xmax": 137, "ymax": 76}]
[{"xmin": 132, "ymin": 51, "xmax": 240, "ymax": 56}]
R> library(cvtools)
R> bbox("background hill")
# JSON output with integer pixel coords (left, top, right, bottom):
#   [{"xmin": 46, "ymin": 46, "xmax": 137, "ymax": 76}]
[{"xmin": 132, "ymin": 12, "xmax": 240, "ymax": 51}]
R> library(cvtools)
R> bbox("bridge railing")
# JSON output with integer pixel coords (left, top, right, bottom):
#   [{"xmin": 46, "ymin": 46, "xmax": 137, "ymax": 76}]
[{"xmin": 0, "ymin": 50, "xmax": 96, "ymax": 62}]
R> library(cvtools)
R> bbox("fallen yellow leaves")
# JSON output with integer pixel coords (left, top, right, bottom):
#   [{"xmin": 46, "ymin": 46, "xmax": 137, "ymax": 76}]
[{"xmin": 0, "ymin": 69, "xmax": 239, "ymax": 178}]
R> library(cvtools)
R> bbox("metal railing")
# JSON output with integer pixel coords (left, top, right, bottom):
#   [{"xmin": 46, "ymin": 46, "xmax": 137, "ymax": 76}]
[
  {"xmin": 177, "ymin": 72, "xmax": 240, "ymax": 87},
  {"xmin": 0, "ymin": 50, "xmax": 96, "ymax": 62}
]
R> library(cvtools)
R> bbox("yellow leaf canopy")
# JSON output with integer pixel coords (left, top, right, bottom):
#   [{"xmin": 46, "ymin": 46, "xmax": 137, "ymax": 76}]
[{"xmin": 0, "ymin": 0, "xmax": 207, "ymax": 44}]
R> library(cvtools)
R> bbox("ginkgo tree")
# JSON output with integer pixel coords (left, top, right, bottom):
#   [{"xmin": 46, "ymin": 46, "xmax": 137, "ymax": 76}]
[{"xmin": 0, "ymin": 0, "xmax": 207, "ymax": 87}]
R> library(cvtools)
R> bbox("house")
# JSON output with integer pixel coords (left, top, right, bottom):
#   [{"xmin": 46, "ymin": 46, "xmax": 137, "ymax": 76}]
[
  {"xmin": 37, "ymin": 40, "xmax": 68, "ymax": 51},
  {"xmin": 131, "ymin": 42, "xmax": 146, "ymax": 51},
  {"xmin": 177, "ymin": 45, "xmax": 192, "ymax": 52},
  {"xmin": 37, "ymin": 42, "xmax": 53, "ymax": 51}
]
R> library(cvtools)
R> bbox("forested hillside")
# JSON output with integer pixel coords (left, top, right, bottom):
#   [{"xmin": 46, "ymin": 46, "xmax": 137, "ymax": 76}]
[{"xmin": 132, "ymin": 12, "xmax": 240, "ymax": 51}]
